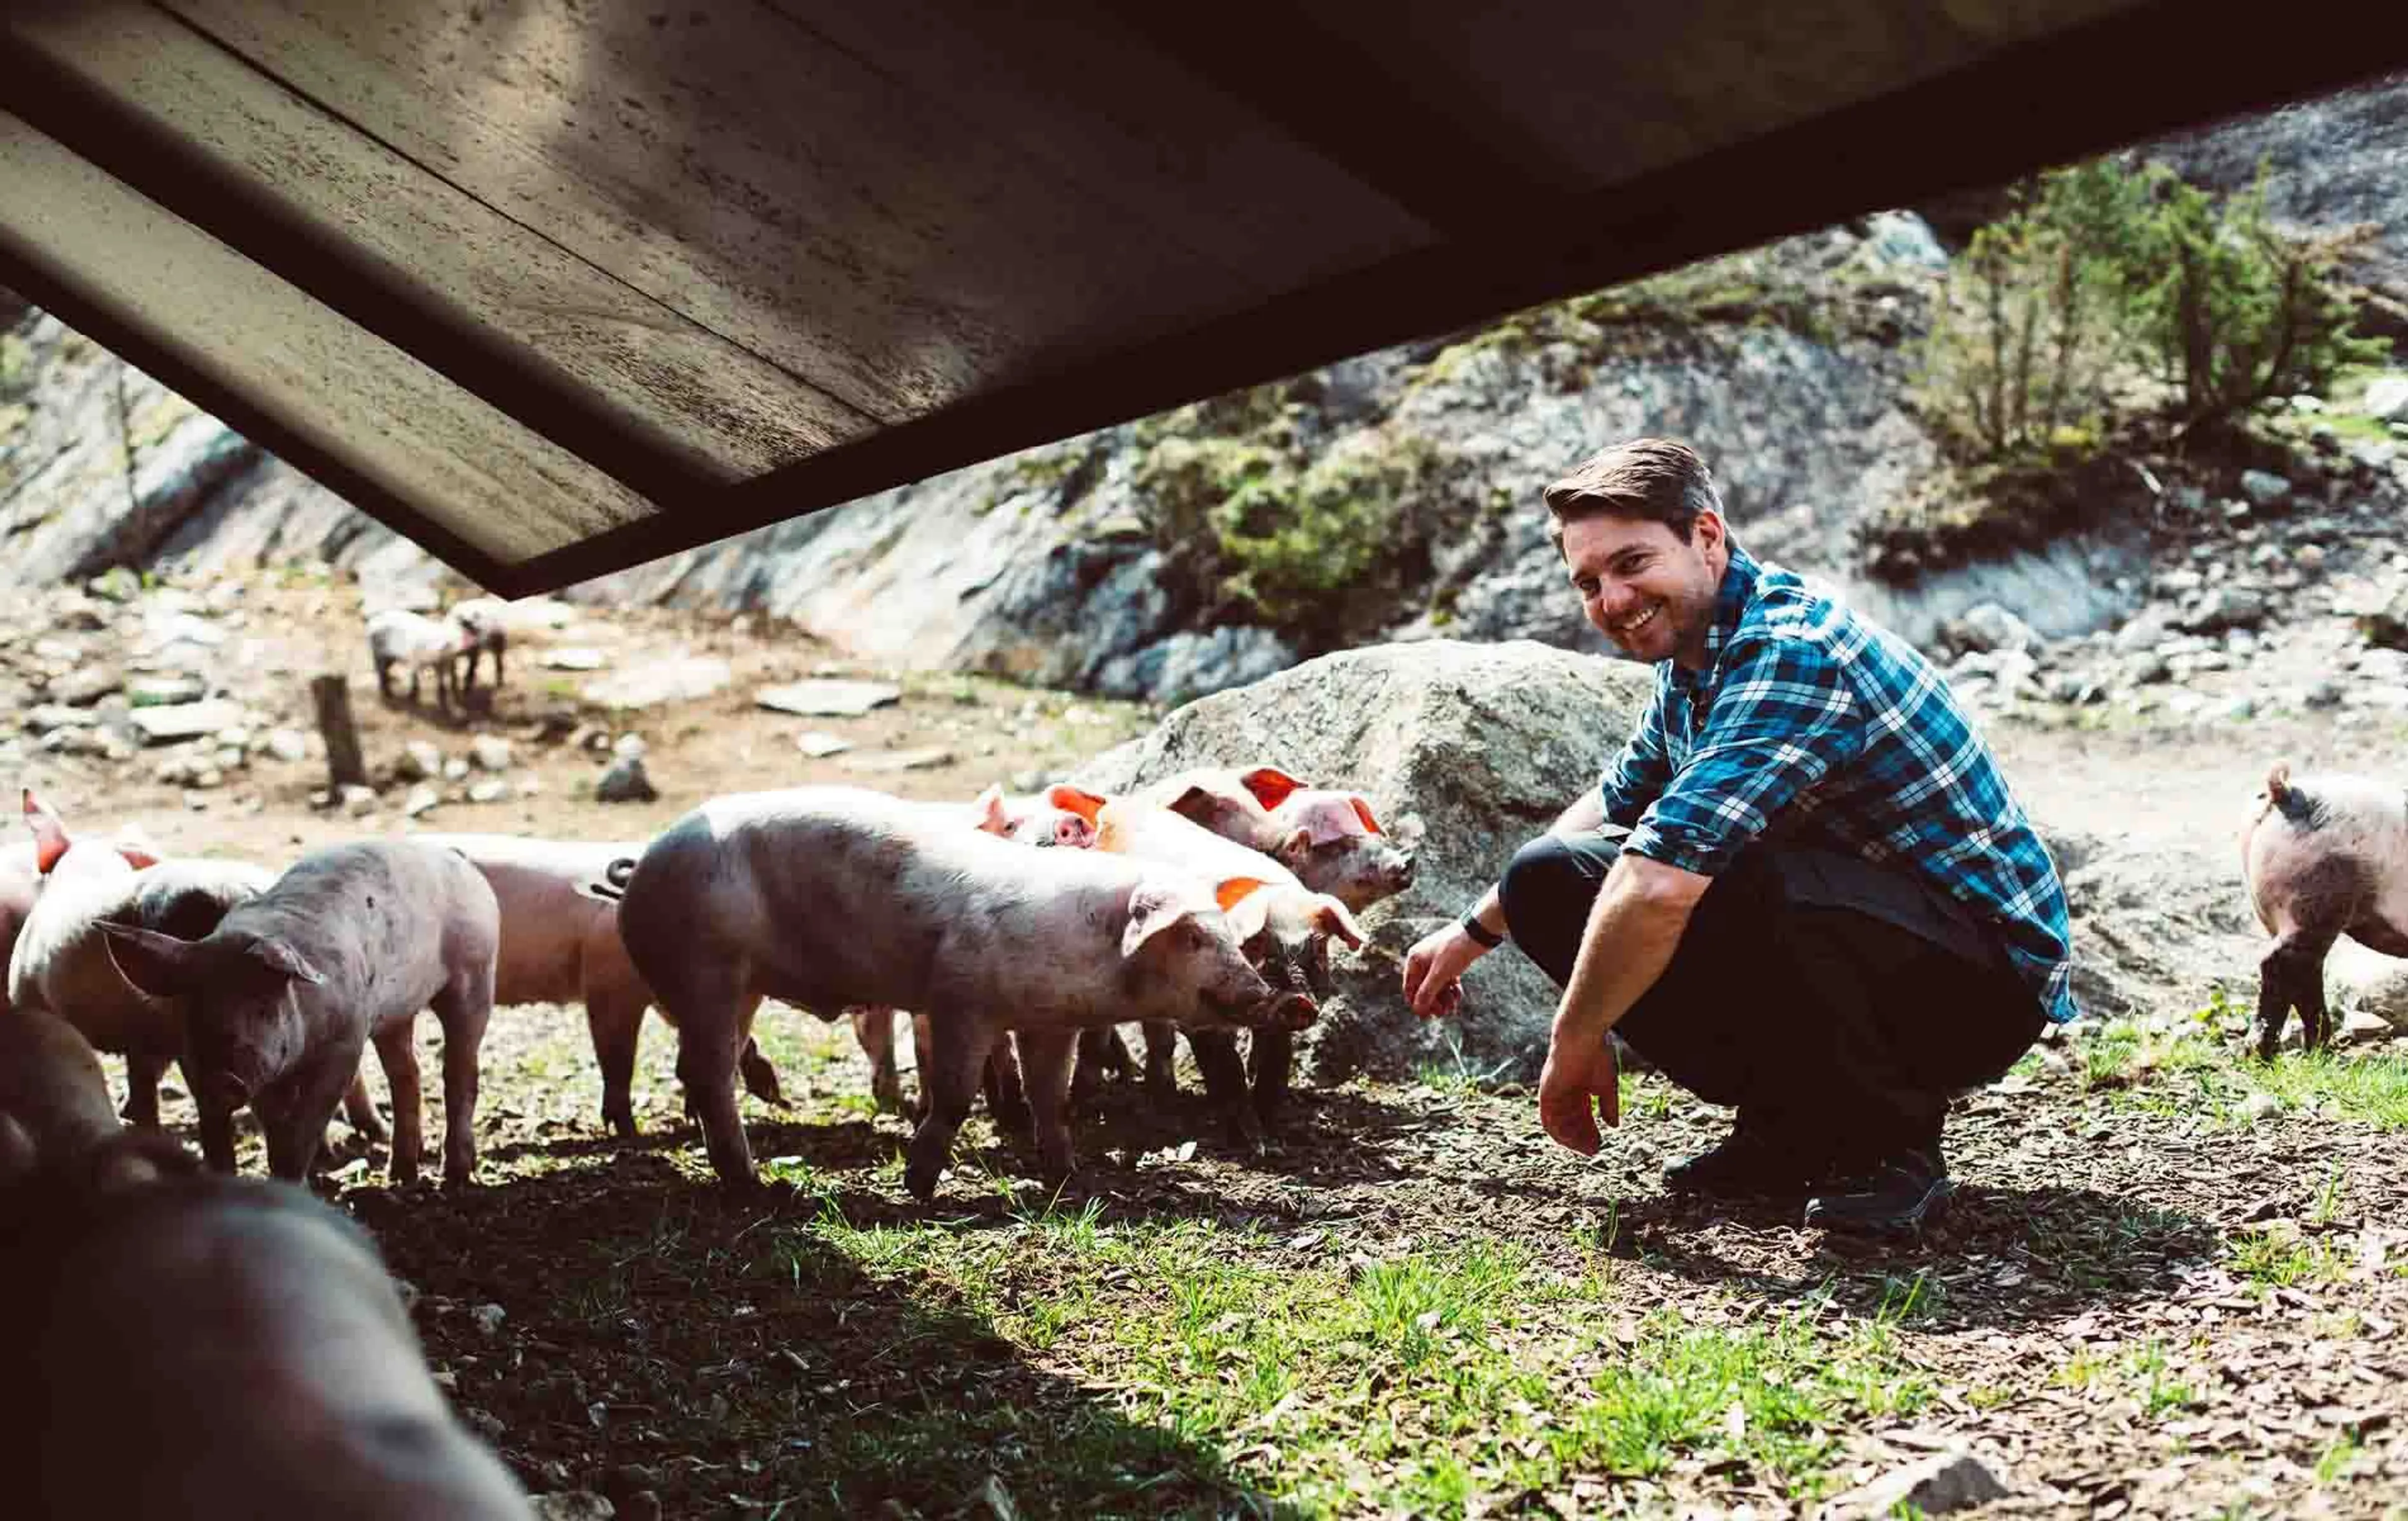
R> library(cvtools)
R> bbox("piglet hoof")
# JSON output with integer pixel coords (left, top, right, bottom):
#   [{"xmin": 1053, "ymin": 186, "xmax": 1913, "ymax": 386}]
[
  {"xmin": 1143, "ymin": 1059, "xmax": 1178, "ymax": 1097},
  {"xmin": 603, "ymin": 1105, "xmax": 638, "ymax": 1140},
  {"xmin": 904, "ymin": 1163, "xmax": 943, "ymax": 1203},
  {"xmin": 870, "ymin": 1077, "xmax": 907, "ymax": 1116},
  {"xmin": 739, "ymin": 1057, "xmax": 789, "ymax": 1109}
]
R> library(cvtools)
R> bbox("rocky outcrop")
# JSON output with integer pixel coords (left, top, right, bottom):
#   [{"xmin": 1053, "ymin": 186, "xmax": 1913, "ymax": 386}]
[{"xmin": 1072, "ymin": 638, "xmax": 1652, "ymax": 1082}]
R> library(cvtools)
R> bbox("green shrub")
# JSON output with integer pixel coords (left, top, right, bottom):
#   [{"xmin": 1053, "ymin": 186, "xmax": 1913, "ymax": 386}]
[
  {"xmin": 1131, "ymin": 429, "xmax": 1439, "ymax": 643},
  {"xmin": 2134, "ymin": 173, "xmax": 2388, "ymax": 432},
  {"xmin": 1916, "ymin": 157, "xmax": 2385, "ymax": 460}
]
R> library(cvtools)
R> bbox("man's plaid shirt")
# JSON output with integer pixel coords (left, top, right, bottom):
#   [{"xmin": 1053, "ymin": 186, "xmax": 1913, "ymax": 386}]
[{"xmin": 1602, "ymin": 541, "xmax": 2078, "ymax": 1023}]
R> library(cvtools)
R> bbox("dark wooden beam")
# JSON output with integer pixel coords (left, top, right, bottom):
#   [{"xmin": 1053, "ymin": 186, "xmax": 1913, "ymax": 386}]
[{"xmin": 0, "ymin": 10, "xmax": 723, "ymax": 517}]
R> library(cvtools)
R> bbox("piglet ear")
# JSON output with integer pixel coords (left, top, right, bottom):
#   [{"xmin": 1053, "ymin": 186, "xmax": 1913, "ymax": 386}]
[
  {"xmin": 24, "ymin": 788, "xmax": 70, "ymax": 876},
  {"xmin": 1309, "ymin": 894, "xmax": 1366, "ymax": 949},
  {"xmin": 1348, "ymin": 796, "xmax": 1385, "ymax": 835},
  {"xmin": 100, "ymin": 923, "xmax": 201, "ymax": 999},
  {"xmin": 973, "ymin": 784, "xmax": 1011, "ymax": 835},
  {"xmin": 1214, "ymin": 876, "xmax": 1269, "ymax": 913},
  {"xmin": 114, "ymin": 822, "xmax": 163, "ymax": 871},
  {"xmin": 1217, "ymin": 883, "xmax": 1272, "ymax": 945},
  {"xmin": 1236, "ymin": 767, "xmax": 1304, "ymax": 810},
  {"xmin": 1163, "ymin": 783, "xmax": 1216, "ymax": 822},
  {"xmin": 1045, "ymin": 785, "xmax": 1108, "ymax": 824},
  {"xmin": 246, "ymin": 938, "xmax": 326, "ymax": 987},
  {"xmin": 1121, "ymin": 883, "xmax": 1186, "ymax": 958}
]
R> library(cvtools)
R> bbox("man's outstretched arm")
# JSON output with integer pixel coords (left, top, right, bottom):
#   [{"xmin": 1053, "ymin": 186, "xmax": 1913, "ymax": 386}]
[{"xmin": 1536, "ymin": 850, "xmax": 1709, "ymax": 1155}]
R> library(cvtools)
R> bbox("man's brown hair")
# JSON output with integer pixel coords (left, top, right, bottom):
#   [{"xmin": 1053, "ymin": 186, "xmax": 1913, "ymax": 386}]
[{"xmin": 1542, "ymin": 438, "xmax": 1722, "ymax": 541}]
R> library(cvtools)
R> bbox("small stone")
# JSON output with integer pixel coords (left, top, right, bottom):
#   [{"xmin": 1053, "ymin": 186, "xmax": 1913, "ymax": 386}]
[
  {"xmin": 568, "ymin": 723, "xmax": 609, "ymax": 754},
  {"xmin": 126, "ymin": 699, "xmax": 245, "ymax": 745},
  {"xmin": 754, "ymin": 678, "xmax": 903, "ymax": 718},
  {"xmin": 794, "ymin": 731, "xmax": 851, "ymax": 759},
  {"xmin": 48, "ymin": 665, "xmax": 123, "ymax": 706},
  {"xmin": 394, "ymin": 740, "xmax": 443, "ymax": 782},
  {"xmin": 442, "ymin": 757, "xmax": 471, "ymax": 782},
  {"xmin": 594, "ymin": 755, "xmax": 657, "ymax": 804},
  {"xmin": 2238, "ymin": 1091, "xmax": 2285, "ymax": 1122},
  {"xmin": 1828, "ymin": 1451, "xmax": 2009, "ymax": 1518},
  {"xmin": 470, "ymin": 1303, "xmax": 507, "ymax": 1337},
  {"xmin": 466, "ymin": 778, "xmax": 510, "ymax": 804},
  {"xmin": 404, "ymin": 785, "xmax": 441, "ymax": 819},
  {"xmin": 265, "ymin": 728, "xmax": 310, "ymax": 763},
  {"xmin": 581, "ymin": 654, "xmax": 731, "ymax": 709},
  {"xmin": 610, "ymin": 733, "xmax": 647, "ymax": 761},
  {"xmin": 2238, "ymin": 469, "xmax": 2291, "ymax": 507},
  {"xmin": 839, "ymin": 746, "xmax": 955, "ymax": 774},
  {"xmin": 2297, "ymin": 543, "xmax": 2328, "ymax": 572},
  {"xmin": 122, "ymin": 672, "xmax": 209, "ymax": 708},
  {"xmin": 341, "ymin": 784, "xmax": 379, "ymax": 819},
  {"xmin": 2342, "ymin": 1009, "xmax": 2394, "ymax": 1044},
  {"xmin": 469, "ymin": 736, "xmax": 513, "ymax": 771},
  {"xmin": 463, "ymin": 1407, "xmax": 506, "ymax": 1443},
  {"xmin": 537, "ymin": 647, "xmax": 608, "ymax": 670},
  {"xmin": 23, "ymin": 704, "xmax": 97, "ymax": 735},
  {"xmin": 2303, "ymin": 680, "xmax": 2343, "ymax": 709},
  {"xmin": 527, "ymin": 1495, "xmax": 615, "ymax": 1521}
]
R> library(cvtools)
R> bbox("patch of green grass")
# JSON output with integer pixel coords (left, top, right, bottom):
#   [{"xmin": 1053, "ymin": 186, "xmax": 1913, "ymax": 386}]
[
  {"xmin": 756, "ymin": 1205, "xmax": 1935, "ymax": 1512},
  {"xmin": 2224, "ymin": 1226, "xmax": 2348, "ymax": 1291},
  {"xmin": 2315, "ymin": 1431, "xmax": 2363, "ymax": 1483},
  {"xmin": 2248, "ymin": 1051, "xmax": 2408, "ymax": 1130},
  {"xmin": 2116, "ymin": 1338, "xmax": 2204, "ymax": 1420}
]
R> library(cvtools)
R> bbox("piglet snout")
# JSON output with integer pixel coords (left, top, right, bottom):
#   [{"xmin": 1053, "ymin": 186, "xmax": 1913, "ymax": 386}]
[{"xmin": 1261, "ymin": 991, "xmax": 1318, "ymax": 1031}]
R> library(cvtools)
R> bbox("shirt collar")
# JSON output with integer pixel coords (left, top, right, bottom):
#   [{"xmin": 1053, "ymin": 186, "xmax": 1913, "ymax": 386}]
[{"xmin": 1671, "ymin": 538, "xmax": 1760, "ymax": 691}]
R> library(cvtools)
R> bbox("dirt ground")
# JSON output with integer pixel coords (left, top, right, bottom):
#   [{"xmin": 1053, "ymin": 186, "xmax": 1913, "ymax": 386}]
[{"xmin": 20, "ymin": 576, "xmax": 2408, "ymax": 1519}]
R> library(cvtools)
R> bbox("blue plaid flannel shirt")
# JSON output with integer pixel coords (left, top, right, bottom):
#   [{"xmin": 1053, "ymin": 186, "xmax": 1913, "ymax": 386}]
[{"xmin": 1601, "ymin": 541, "xmax": 2077, "ymax": 1023}]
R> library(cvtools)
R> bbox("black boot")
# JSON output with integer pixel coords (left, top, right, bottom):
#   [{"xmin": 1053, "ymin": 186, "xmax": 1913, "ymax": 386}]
[
  {"xmin": 1802, "ymin": 1138, "xmax": 1950, "ymax": 1234},
  {"xmin": 1664, "ymin": 1110, "xmax": 1840, "ymax": 1201}
]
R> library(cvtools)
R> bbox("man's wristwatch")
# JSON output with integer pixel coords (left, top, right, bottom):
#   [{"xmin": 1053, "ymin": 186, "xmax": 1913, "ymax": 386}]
[{"xmin": 1459, "ymin": 910, "xmax": 1505, "ymax": 948}]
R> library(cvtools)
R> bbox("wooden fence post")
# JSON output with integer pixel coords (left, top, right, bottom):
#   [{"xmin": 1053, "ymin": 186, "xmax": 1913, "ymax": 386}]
[{"xmin": 310, "ymin": 674, "xmax": 368, "ymax": 792}]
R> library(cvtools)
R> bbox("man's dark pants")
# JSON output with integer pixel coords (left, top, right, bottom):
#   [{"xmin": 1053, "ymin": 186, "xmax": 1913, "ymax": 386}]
[{"xmin": 1499, "ymin": 827, "xmax": 2046, "ymax": 1162}]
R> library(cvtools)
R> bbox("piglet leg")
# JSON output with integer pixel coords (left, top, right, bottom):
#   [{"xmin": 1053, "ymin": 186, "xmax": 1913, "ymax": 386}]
[
  {"xmin": 258, "ymin": 1043, "xmax": 364, "ymax": 1182},
  {"xmin": 1186, "ymin": 1028, "xmax": 1264, "ymax": 1147},
  {"xmin": 1014, "ymin": 1027, "xmax": 1080, "ymax": 1188},
  {"xmin": 982, "ymin": 1036, "xmax": 1031, "ymax": 1133},
  {"xmin": 851, "ymin": 1007, "xmax": 904, "ymax": 1114},
  {"xmin": 586, "ymin": 984, "xmax": 646, "ymax": 1138},
  {"xmin": 905, "ymin": 1017, "xmax": 997, "ymax": 1202},
  {"xmin": 342, "ymin": 1071, "xmax": 388, "ymax": 1143},
  {"xmin": 122, "ymin": 1051, "xmax": 167, "ymax": 1128},
  {"xmin": 372, "ymin": 1023, "xmax": 426, "ymax": 1185},
  {"xmin": 432, "ymin": 975, "xmax": 492, "ymax": 1188},
  {"xmin": 1140, "ymin": 1019, "xmax": 1179, "ymax": 1094},
  {"xmin": 738, "ymin": 1036, "xmax": 786, "ymax": 1108}
]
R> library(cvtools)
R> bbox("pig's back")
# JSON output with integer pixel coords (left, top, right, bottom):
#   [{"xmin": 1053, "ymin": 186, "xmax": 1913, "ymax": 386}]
[
  {"xmin": 412, "ymin": 835, "xmax": 630, "ymax": 1005},
  {"xmin": 640, "ymin": 788, "xmax": 1145, "ymax": 1014},
  {"xmin": 1099, "ymin": 802, "xmax": 1300, "ymax": 888},
  {"xmin": 241, "ymin": 842, "xmax": 500, "ymax": 1025}
]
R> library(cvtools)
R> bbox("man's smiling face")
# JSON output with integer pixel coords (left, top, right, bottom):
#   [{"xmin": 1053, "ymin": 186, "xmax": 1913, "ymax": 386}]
[{"xmin": 1558, "ymin": 508, "xmax": 1729, "ymax": 669}]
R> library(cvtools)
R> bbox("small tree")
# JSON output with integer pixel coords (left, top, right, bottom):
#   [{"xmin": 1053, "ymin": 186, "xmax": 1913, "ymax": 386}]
[
  {"xmin": 2130, "ymin": 171, "xmax": 2387, "ymax": 434},
  {"xmin": 1916, "ymin": 157, "xmax": 2383, "ymax": 460},
  {"xmin": 1916, "ymin": 161, "xmax": 2149, "ymax": 460}
]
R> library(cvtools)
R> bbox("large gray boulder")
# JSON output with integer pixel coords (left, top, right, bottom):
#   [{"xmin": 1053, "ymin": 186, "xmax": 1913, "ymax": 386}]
[{"xmin": 1073, "ymin": 638, "xmax": 1652, "ymax": 1082}]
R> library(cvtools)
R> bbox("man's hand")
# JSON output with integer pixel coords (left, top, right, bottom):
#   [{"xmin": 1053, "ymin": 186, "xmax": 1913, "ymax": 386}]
[
  {"xmin": 1537, "ymin": 1032, "xmax": 1620, "ymax": 1155},
  {"xmin": 1400, "ymin": 923, "xmax": 1482, "ymax": 1020}
]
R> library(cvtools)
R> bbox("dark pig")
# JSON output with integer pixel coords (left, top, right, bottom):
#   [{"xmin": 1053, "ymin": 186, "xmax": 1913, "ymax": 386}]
[
  {"xmin": 102, "ymin": 841, "xmax": 500, "ymax": 1185},
  {"xmin": 0, "ymin": 1172, "xmax": 532, "ymax": 1518}
]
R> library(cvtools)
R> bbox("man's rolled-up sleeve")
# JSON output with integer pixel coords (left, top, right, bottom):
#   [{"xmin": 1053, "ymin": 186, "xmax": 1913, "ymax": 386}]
[
  {"xmin": 1597, "ymin": 681, "xmax": 1674, "ymax": 827},
  {"xmin": 1624, "ymin": 632, "xmax": 1863, "ymax": 876}
]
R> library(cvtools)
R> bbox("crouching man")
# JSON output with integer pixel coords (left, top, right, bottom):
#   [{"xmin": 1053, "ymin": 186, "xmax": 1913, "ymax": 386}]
[{"xmin": 1402, "ymin": 438, "xmax": 2075, "ymax": 1232}]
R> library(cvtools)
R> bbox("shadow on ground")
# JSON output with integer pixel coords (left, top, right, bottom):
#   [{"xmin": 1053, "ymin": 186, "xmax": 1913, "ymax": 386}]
[{"xmin": 357, "ymin": 1158, "xmax": 1306, "ymax": 1520}]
